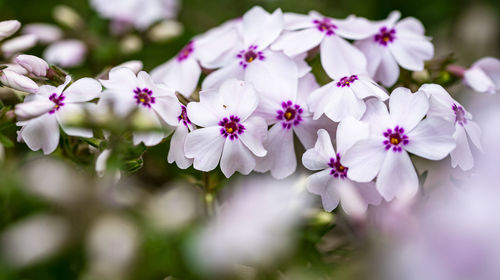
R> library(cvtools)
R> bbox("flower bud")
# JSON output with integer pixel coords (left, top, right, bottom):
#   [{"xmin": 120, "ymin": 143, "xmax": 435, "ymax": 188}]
[
  {"xmin": 22, "ymin": 23, "xmax": 63, "ymax": 44},
  {"xmin": 120, "ymin": 35, "xmax": 142, "ymax": 54},
  {"xmin": 148, "ymin": 20, "xmax": 183, "ymax": 42},
  {"xmin": 4, "ymin": 63, "xmax": 28, "ymax": 75},
  {"xmin": 15, "ymin": 99, "xmax": 54, "ymax": 121},
  {"xmin": 0, "ymin": 20, "xmax": 21, "ymax": 39},
  {"xmin": 43, "ymin": 40, "xmax": 86, "ymax": 68},
  {"xmin": 15, "ymin": 55, "xmax": 49, "ymax": 77},
  {"xmin": 53, "ymin": 5, "xmax": 84, "ymax": 30},
  {"xmin": 1, "ymin": 34, "xmax": 37, "ymax": 56},
  {"xmin": 0, "ymin": 69, "xmax": 38, "ymax": 93}
]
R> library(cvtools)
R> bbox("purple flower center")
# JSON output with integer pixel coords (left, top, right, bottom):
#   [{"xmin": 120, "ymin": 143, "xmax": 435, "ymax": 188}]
[
  {"xmin": 452, "ymin": 103, "xmax": 467, "ymax": 126},
  {"xmin": 134, "ymin": 87, "xmax": 155, "ymax": 108},
  {"xmin": 219, "ymin": 115, "xmax": 246, "ymax": 140},
  {"xmin": 276, "ymin": 100, "xmax": 303, "ymax": 129},
  {"xmin": 48, "ymin": 93, "xmax": 65, "ymax": 114},
  {"xmin": 383, "ymin": 126, "xmax": 409, "ymax": 152},
  {"xmin": 178, "ymin": 105, "xmax": 191, "ymax": 127},
  {"xmin": 237, "ymin": 45, "xmax": 265, "ymax": 69},
  {"xmin": 328, "ymin": 154, "xmax": 348, "ymax": 179},
  {"xmin": 177, "ymin": 41, "xmax": 194, "ymax": 62},
  {"xmin": 313, "ymin": 18, "xmax": 337, "ymax": 36},
  {"xmin": 374, "ymin": 27, "xmax": 396, "ymax": 46},
  {"xmin": 336, "ymin": 75, "xmax": 359, "ymax": 87}
]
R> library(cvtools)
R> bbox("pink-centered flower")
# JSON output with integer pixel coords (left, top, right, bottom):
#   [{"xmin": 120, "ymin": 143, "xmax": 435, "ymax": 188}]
[
  {"xmin": 463, "ymin": 57, "xmax": 500, "ymax": 94},
  {"xmin": 308, "ymin": 73, "xmax": 388, "ymax": 122},
  {"xmin": 184, "ymin": 79, "xmax": 267, "ymax": 177},
  {"xmin": 355, "ymin": 11, "xmax": 434, "ymax": 87},
  {"xmin": 99, "ymin": 67, "xmax": 181, "ymax": 146},
  {"xmin": 254, "ymin": 73, "xmax": 334, "ymax": 179},
  {"xmin": 420, "ymin": 84, "xmax": 482, "ymax": 170},
  {"xmin": 272, "ymin": 11, "xmax": 377, "ymax": 79},
  {"xmin": 201, "ymin": 6, "xmax": 299, "ymax": 97},
  {"xmin": 341, "ymin": 88, "xmax": 455, "ymax": 201},
  {"xmin": 15, "ymin": 76, "xmax": 101, "ymax": 154},
  {"xmin": 302, "ymin": 119, "xmax": 382, "ymax": 217}
]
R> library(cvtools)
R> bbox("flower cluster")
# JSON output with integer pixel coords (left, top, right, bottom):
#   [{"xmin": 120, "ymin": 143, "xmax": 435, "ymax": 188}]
[{"xmin": 4, "ymin": 6, "xmax": 500, "ymax": 216}]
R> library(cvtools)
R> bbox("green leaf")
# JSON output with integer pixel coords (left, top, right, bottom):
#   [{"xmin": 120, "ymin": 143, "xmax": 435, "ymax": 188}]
[{"xmin": 0, "ymin": 134, "xmax": 13, "ymax": 148}]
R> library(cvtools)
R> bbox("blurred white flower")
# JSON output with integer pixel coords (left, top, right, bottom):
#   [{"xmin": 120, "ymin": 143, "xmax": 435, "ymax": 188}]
[
  {"xmin": 1, "ymin": 34, "xmax": 37, "ymax": 56},
  {"xmin": 0, "ymin": 20, "xmax": 21, "ymax": 40},
  {"xmin": 116, "ymin": 60, "xmax": 143, "ymax": 74},
  {"xmin": 22, "ymin": 23, "xmax": 63, "ymax": 44},
  {"xmin": 90, "ymin": 0, "xmax": 180, "ymax": 31},
  {"xmin": 43, "ymin": 40, "xmax": 87, "ymax": 68},
  {"xmin": 194, "ymin": 175, "xmax": 310, "ymax": 272},
  {"xmin": 464, "ymin": 57, "xmax": 500, "ymax": 94},
  {"xmin": 1, "ymin": 214, "xmax": 69, "ymax": 268},
  {"xmin": 86, "ymin": 215, "xmax": 139, "ymax": 279}
]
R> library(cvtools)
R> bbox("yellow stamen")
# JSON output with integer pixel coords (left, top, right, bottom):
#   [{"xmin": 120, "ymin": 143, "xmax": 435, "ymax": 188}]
[
  {"xmin": 226, "ymin": 127, "xmax": 234, "ymax": 133},
  {"xmin": 284, "ymin": 112, "xmax": 292, "ymax": 120},
  {"xmin": 390, "ymin": 138, "xmax": 400, "ymax": 145},
  {"xmin": 247, "ymin": 57, "xmax": 254, "ymax": 63}
]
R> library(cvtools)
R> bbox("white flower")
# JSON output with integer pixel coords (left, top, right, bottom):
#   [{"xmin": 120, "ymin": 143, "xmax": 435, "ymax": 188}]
[
  {"xmin": 184, "ymin": 79, "xmax": 267, "ymax": 177},
  {"xmin": 15, "ymin": 76, "xmax": 101, "ymax": 154},
  {"xmin": 116, "ymin": 60, "xmax": 143, "ymax": 74},
  {"xmin": 272, "ymin": 11, "xmax": 377, "ymax": 78},
  {"xmin": 151, "ymin": 19, "xmax": 241, "ymax": 97},
  {"xmin": 90, "ymin": 0, "xmax": 179, "ymax": 31},
  {"xmin": 15, "ymin": 54, "xmax": 49, "ymax": 77},
  {"xmin": 0, "ymin": 20, "xmax": 21, "ymax": 40},
  {"xmin": 355, "ymin": 11, "xmax": 434, "ymax": 87},
  {"xmin": 99, "ymin": 67, "xmax": 181, "ymax": 146},
  {"xmin": 167, "ymin": 105, "xmax": 194, "ymax": 169},
  {"xmin": 342, "ymin": 88, "xmax": 455, "ymax": 201},
  {"xmin": 201, "ymin": 6, "xmax": 300, "ymax": 97},
  {"xmin": 463, "ymin": 57, "xmax": 500, "ymax": 94},
  {"xmin": 1, "ymin": 34, "xmax": 37, "ymax": 56},
  {"xmin": 22, "ymin": 23, "xmax": 63, "ymax": 44},
  {"xmin": 0, "ymin": 69, "xmax": 38, "ymax": 93},
  {"xmin": 302, "ymin": 120, "xmax": 382, "ymax": 217},
  {"xmin": 420, "ymin": 84, "xmax": 482, "ymax": 170},
  {"xmin": 254, "ymin": 73, "xmax": 333, "ymax": 179},
  {"xmin": 308, "ymin": 73, "xmax": 388, "ymax": 122},
  {"xmin": 43, "ymin": 40, "xmax": 87, "ymax": 68}
]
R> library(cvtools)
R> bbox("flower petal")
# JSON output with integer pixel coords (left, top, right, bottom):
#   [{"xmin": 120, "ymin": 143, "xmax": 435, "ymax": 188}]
[
  {"xmin": 168, "ymin": 125, "xmax": 193, "ymax": 169},
  {"xmin": 341, "ymin": 138, "xmax": 387, "ymax": 182},
  {"xmin": 389, "ymin": 87, "xmax": 429, "ymax": 131},
  {"xmin": 271, "ymin": 28, "xmax": 324, "ymax": 57},
  {"xmin": 376, "ymin": 150, "xmax": 418, "ymax": 201},
  {"xmin": 320, "ymin": 35, "xmax": 367, "ymax": 79},
  {"xmin": 464, "ymin": 121, "xmax": 482, "ymax": 151},
  {"xmin": 184, "ymin": 126, "xmax": 225, "ymax": 172},
  {"xmin": 220, "ymin": 138, "xmax": 256, "ymax": 177},
  {"xmin": 336, "ymin": 117, "xmax": 370, "ymax": 155},
  {"xmin": 219, "ymin": 79, "xmax": 259, "ymax": 121},
  {"xmin": 151, "ymin": 57, "xmax": 201, "ymax": 98},
  {"xmin": 152, "ymin": 95, "xmax": 181, "ymax": 126},
  {"xmin": 202, "ymin": 61, "xmax": 244, "ymax": 91},
  {"xmin": 450, "ymin": 124, "xmax": 473, "ymax": 171},
  {"xmin": 374, "ymin": 47, "xmax": 400, "ymax": 87},
  {"xmin": 239, "ymin": 116, "xmax": 267, "ymax": 157},
  {"xmin": 64, "ymin": 77, "xmax": 102, "ymax": 103},
  {"xmin": 389, "ymin": 36, "xmax": 433, "ymax": 71},
  {"xmin": 255, "ymin": 123, "xmax": 295, "ymax": 179},
  {"xmin": 405, "ymin": 117, "xmax": 455, "ymax": 160},
  {"xmin": 242, "ymin": 6, "xmax": 283, "ymax": 49},
  {"xmin": 21, "ymin": 113, "xmax": 60, "ymax": 155},
  {"xmin": 323, "ymin": 86, "xmax": 366, "ymax": 122},
  {"xmin": 302, "ymin": 129, "xmax": 335, "ymax": 171},
  {"xmin": 56, "ymin": 103, "xmax": 93, "ymax": 138}
]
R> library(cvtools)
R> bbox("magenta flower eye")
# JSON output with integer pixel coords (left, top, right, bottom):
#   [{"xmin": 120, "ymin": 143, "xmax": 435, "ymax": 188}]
[
  {"xmin": 134, "ymin": 87, "xmax": 155, "ymax": 108},
  {"xmin": 328, "ymin": 154, "xmax": 348, "ymax": 179},
  {"xmin": 219, "ymin": 115, "xmax": 246, "ymax": 140},
  {"xmin": 374, "ymin": 27, "xmax": 396, "ymax": 46},
  {"xmin": 452, "ymin": 103, "xmax": 467, "ymax": 126},
  {"xmin": 276, "ymin": 100, "xmax": 303, "ymax": 129},
  {"xmin": 336, "ymin": 75, "xmax": 359, "ymax": 87},
  {"xmin": 383, "ymin": 125, "xmax": 409, "ymax": 152},
  {"xmin": 177, "ymin": 105, "xmax": 191, "ymax": 127},
  {"xmin": 237, "ymin": 45, "xmax": 265, "ymax": 69},
  {"xmin": 312, "ymin": 18, "xmax": 337, "ymax": 36},
  {"xmin": 177, "ymin": 41, "xmax": 194, "ymax": 62},
  {"xmin": 48, "ymin": 93, "xmax": 65, "ymax": 114}
]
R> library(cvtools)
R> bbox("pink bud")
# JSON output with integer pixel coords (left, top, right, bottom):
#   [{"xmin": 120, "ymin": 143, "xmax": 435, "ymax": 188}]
[
  {"xmin": 464, "ymin": 57, "xmax": 500, "ymax": 94},
  {"xmin": 16, "ymin": 54, "xmax": 49, "ymax": 76},
  {"xmin": 0, "ymin": 20, "xmax": 21, "ymax": 39},
  {"xmin": 0, "ymin": 69, "xmax": 39, "ymax": 93}
]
